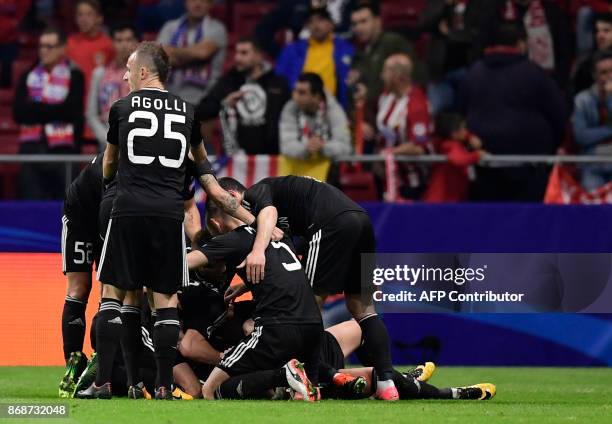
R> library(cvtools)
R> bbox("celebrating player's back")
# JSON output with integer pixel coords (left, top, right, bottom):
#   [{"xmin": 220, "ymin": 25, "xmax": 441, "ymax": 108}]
[{"xmin": 107, "ymin": 88, "xmax": 198, "ymax": 220}]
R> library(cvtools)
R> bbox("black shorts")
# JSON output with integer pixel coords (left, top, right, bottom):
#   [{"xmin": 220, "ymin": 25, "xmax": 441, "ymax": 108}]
[
  {"xmin": 217, "ymin": 323, "xmax": 323, "ymax": 381},
  {"xmin": 319, "ymin": 330, "xmax": 345, "ymax": 370},
  {"xmin": 303, "ymin": 211, "xmax": 376, "ymax": 297},
  {"xmin": 61, "ymin": 213, "xmax": 102, "ymax": 274},
  {"xmin": 98, "ymin": 194, "xmax": 113, "ymax": 239},
  {"xmin": 97, "ymin": 216, "xmax": 188, "ymax": 294}
]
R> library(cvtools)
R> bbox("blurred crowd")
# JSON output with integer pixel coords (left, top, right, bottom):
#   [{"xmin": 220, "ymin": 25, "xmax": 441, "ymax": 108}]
[{"xmin": 1, "ymin": 0, "xmax": 612, "ymax": 202}]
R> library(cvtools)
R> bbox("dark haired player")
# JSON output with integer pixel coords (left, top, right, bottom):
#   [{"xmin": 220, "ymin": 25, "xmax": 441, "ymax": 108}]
[
  {"xmin": 218, "ymin": 175, "xmax": 400, "ymax": 400},
  {"xmin": 83, "ymin": 41, "xmax": 254, "ymax": 400},
  {"xmin": 187, "ymin": 200, "xmax": 323, "ymax": 401}
]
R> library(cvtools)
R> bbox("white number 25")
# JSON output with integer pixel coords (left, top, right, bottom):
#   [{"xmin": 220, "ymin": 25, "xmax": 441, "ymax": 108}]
[{"xmin": 127, "ymin": 111, "xmax": 186, "ymax": 168}]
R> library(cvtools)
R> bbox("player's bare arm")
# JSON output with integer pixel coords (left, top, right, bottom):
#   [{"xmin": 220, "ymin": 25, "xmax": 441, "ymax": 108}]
[
  {"xmin": 190, "ymin": 143, "xmax": 256, "ymax": 224},
  {"xmin": 246, "ymin": 205, "xmax": 278, "ymax": 284},
  {"xmin": 102, "ymin": 143, "xmax": 119, "ymax": 182},
  {"xmin": 186, "ymin": 249, "xmax": 209, "ymax": 270},
  {"xmin": 183, "ymin": 197, "xmax": 201, "ymax": 245}
]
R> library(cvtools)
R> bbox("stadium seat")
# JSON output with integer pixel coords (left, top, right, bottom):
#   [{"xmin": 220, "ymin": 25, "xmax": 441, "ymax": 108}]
[
  {"xmin": 339, "ymin": 168, "xmax": 378, "ymax": 201},
  {"xmin": 142, "ymin": 32, "xmax": 158, "ymax": 42},
  {"xmin": 381, "ymin": 0, "xmax": 425, "ymax": 29},
  {"xmin": 232, "ymin": 2, "xmax": 275, "ymax": 39},
  {"xmin": 0, "ymin": 133, "xmax": 19, "ymax": 154},
  {"xmin": 0, "ymin": 115, "xmax": 18, "ymax": 135},
  {"xmin": 0, "ymin": 89, "xmax": 13, "ymax": 107},
  {"xmin": 12, "ymin": 60, "xmax": 33, "ymax": 88},
  {"xmin": 0, "ymin": 163, "xmax": 19, "ymax": 199}
]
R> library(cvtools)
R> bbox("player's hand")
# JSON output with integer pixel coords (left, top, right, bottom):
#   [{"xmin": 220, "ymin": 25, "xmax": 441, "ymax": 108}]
[
  {"xmin": 224, "ymin": 282, "xmax": 246, "ymax": 303},
  {"xmin": 271, "ymin": 227, "xmax": 284, "ymax": 241},
  {"xmin": 242, "ymin": 318, "xmax": 255, "ymax": 336},
  {"xmin": 245, "ymin": 249, "xmax": 266, "ymax": 284}
]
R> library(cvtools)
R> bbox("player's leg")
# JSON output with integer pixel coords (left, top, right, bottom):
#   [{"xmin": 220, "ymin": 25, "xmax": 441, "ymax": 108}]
[
  {"xmin": 344, "ymin": 212, "xmax": 398, "ymax": 401},
  {"xmin": 94, "ymin": 284, "xmax": 126, "ymax": 388},
  {"xmin": 173, "ymin": 362, "xmax": 202, "ymax": 399},
  {"xmin": 179, "ymin": 329, "xmax": 222, "ymax": 365},
  {"xmin": 78, "ymin": 217, "xmax": 138, "ymax": 398},
  {"xmin": 59, "ymin": 271, "xmax": 91, "ymax": 397},
  {"xmin": 147, "ymin": 217, "xmax": 187, "ymax": 399},
  {"xmin": 59, "ymin": 214, "xmax": 94, "ymax": 397},
  {"xmin": 324, "ymin": 319, "xmax": 362, "ymax": 358},
  {"xmin": 151, "ymin": 291, "xmax": 180, "ymax": 399},
  {"xmin": 121, "ymin": 289, "xmax": 143, "ymax": 398},
  {"xmin": 62, "ymin": 272, "xmax": 91, "ymax": 361},
  {"xmin": 216, "ymin": 368, "xmax": 294, "ymax": 400}
]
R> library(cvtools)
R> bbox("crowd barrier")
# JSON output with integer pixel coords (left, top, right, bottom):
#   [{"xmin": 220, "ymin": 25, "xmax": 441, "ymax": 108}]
[{"xmin": 1, "ymin": 201, "xmax": 611, "ymax": 366}]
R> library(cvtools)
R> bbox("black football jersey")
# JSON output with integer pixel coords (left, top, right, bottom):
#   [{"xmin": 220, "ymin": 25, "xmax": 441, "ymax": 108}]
[
  {"xmin": 198, "ymin": 226, "xmax": 322, "ymax": 326},
  {"xmin": 64, "ymin": 152, "xmax": 104, "ymax": 227},
  {"xmin": 106, "ymin": 88, "xmax": 202, "ymax": 220},
  {"xmin": 242, "ymin": 176, "xmax": 365, "ymax": 236}
]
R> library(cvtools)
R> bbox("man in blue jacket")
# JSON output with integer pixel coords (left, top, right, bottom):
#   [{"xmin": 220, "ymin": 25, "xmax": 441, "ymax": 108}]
[
  {"xmin": 275, "ymin": 6, "xmax": 353, "ymax": 109},
  {"xmin": 573, "ymin": 50, "xmax": 612, "ymax": 191}
]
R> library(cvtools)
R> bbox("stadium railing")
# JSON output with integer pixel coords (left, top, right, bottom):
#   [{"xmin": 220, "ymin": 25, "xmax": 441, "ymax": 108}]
[{"xmin": 1, "ymin": 153, "xmax": 612, "ymax": 188}]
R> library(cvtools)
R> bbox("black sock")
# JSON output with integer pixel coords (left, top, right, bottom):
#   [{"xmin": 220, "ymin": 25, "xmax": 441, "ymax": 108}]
[
  {"xmin": 391, "ymin": 369, "xmax": 451, "ymax": 399},
  {"xmin": 61, "ymin": 295, "xmax": 87, "ymax": 362},
  {"xmin": 94, "ymin": 298, "xmax": 122, "ymax": 386},
  {"xmin": 217, "ymin": 369, "xmax": 285, "ymax": 399},
  {"xmin": 153, "ymin": 308, "xmax": 179, "ymax": 389},
  {"xmin": 318, "ymin": 363, "xmax": 338, "ymax": 385},
  {"xmin": 120, "ymin": 305, "xmax": 141, "ymax": 387},
  {"xmin": 358, "ymin": 314, "xmax": 394, "ymax": 381}
]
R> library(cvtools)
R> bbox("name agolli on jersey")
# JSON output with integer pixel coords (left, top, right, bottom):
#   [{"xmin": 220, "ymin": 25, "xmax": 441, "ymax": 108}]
[{"xmin": 131, "ymin": 95, "xmax": 187, "ymax": 113}]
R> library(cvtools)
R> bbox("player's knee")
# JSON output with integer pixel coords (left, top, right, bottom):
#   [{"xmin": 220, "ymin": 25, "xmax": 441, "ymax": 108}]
[
  {"xmin": 66, "ymin": 273, "xmax": 92, "ymax": 300},
  {"xmin": 101, "ymin": 284, "xmax": 124, "ymax": 301},
  {"xmin": 123, "ymin": 290, "xmax": 142, "ymax": 307},
  {"xmin": 345, "ymin": 296, "xmax": 375, "ymax": 320},
  {"xmin": 178, "ymin": 335, "xmax": 195, "ymax": 360}
]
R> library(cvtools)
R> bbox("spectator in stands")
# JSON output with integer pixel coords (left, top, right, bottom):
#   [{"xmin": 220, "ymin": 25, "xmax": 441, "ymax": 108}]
[
  {"xmin": 196, "ymin": 37, "xmax": 290, "ymax": 155},
  {"xmin": 572, "ymin": 13, "xmax": 612, "ymax": 97},
  {"xmin": 575, "ymin": 1, "xmax": 612, "ymax": 57},
  {"xmin": 460, "ymin": 24, "xmax": 566, "ymax": 202},
  {"xmin": 13, "ymin": 26, "xmax": 84, "ymax": 199},
  {"xmin": 573, "ymin": 50, "xmax": 612, "ymax": 191},
  {"xmin": 157, "ymin": 0, "xmax": 227, "ymax": 105},
  {"xmin": 476, "ymin": 0, "xmax": 571, "ymax": 88},
  {"xmin": 278, "ymin": 72, "xmax": 351, "ymax": 181},
  {"xmin": 417, "ymin": 0, "xmax": 484, "ymax": 114},
  {"xmin": 349, "ymin": 1, "xmax": 426, "ymax": 118},
  {"xmin": 275, "ymin": 6, "xmax": 353, "ymax": 109},
  {"xmin": 255, "ymin": 0, "xmax": 356, "ymax": 59},
  {"xmin": 0, "ymin": 0, "xmax": 31, "ymax": 88},
  {"xmin": 66, "ymin": 0, "xmax": 114, "ymax": 99},
  {"xmin": 423, "ymin": 113, "xmax": 487, "ymax": 203},
  {"xmin": 86, "ymin": 24, "xmax": 139, "ymax": 150},
  {"xmin": 375, "ymin": 53, "xmax": 432, "ymax": 200}
]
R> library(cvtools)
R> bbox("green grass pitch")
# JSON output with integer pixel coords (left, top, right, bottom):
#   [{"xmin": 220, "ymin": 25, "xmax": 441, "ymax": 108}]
[{"xmin": 0, "ymin": 366, "xmax": 611, "ymax": 423}]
